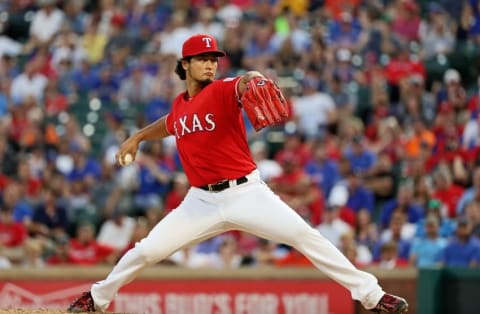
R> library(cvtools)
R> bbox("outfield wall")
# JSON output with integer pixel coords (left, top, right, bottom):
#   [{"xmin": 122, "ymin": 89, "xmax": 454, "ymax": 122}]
[{"xmin": 0, "ymin": 266, "xmax": 417, "ymax": 314}]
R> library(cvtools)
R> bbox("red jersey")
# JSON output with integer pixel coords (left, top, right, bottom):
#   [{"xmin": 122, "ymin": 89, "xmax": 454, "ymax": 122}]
[{"xmin": 166, "ymin": 77, "xmax": 257, "ymax": 187}]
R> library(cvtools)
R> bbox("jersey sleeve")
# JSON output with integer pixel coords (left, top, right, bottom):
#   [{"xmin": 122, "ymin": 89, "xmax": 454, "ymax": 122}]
[{"xmin": 220, "ymin": 76, "xmax": 242, "ymax": 106}]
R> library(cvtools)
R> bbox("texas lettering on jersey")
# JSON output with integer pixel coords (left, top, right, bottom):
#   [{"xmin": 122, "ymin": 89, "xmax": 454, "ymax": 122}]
[{"xmin": 172, "ymin": 113, "xmax": 216, "ymax": 139}]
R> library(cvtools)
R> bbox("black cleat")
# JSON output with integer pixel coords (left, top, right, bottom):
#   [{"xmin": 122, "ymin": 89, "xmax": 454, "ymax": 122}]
[
  {"xmin": 371, "ymin": 293, "xmax": 408, "ymax": 313},
  {"xmin": 67, "ymin": 291, "xmax": 96, "ymax": 312}
]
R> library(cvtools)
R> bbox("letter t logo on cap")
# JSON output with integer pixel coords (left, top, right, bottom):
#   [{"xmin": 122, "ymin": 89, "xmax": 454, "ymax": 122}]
[{"xmin": 202, "ymin": 37, "xmax": 212, "ymax": 48}]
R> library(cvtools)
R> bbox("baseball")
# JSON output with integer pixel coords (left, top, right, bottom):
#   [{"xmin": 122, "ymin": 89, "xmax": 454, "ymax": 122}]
[{"xmin": 122, "ymin": 153, "xmax": 134, "ymax": 166}]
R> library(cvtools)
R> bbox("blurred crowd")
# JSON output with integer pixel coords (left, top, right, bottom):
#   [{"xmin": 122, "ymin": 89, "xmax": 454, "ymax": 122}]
[{"xmin": 1, "ymin": 0, "xmax": 480, "ymax": 270}]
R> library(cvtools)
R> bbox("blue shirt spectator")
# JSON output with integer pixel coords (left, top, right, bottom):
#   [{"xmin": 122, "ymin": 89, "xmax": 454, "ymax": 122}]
[
  {"xmin": 12, "ymin": 201, "xmax": 34, "ymax": 223},
  {"xmin": 441, "ymin": 219, "xmax": 480, "ymax": 267},
  {"xmin": 410, "ymin": 214, "xmax": 448, "ymax": 267},
  {"xmin": 342, "ymin": 169, "xmax": 375, "ymax": 213},
  {"xmin": 410, "ymin": 237, "xmax": 448, "ymax": 267},
  {"xmin": 145, "ymin": 96, "xmax": 171, "ymax": 123},
  {"xmin": 343, "ymin": 136, "xmax": 377, "ymax": 173},
  {"xmin": 381, "ymin": 184, "xmax": 424, "ymax": 227},
  {"xmin": 304, "ymin": 144, "xmax": 339, "ymax": 197},
  {"xmin": 441, "ymin": 237, "xmax": 480, "ymax": 267},
  {"xmin": 32, "ymin": 197, "xmax": 69, "ymax": 235},
  {"xmin": 346, "ymin": 184, "xmax": 375, "ymax": 214},
  {"xmin": 326, "ymin": 12, "xmax": 362, "ymax": 48}
]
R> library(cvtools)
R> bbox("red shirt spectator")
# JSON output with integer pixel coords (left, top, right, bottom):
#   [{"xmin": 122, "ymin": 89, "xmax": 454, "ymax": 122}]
[
  {"xmin": 432, "ymin": 170, "xmax": 465, "ymax": 218},
  {"xmin": 269, "ymin": 152, "xmax": 324, "ymax": 225},
  {"xmin": 0, "ymin": 209, "xmax": 28, "ymax": 247},
  {"xmin": 67, "ymin": 223, "xmax": 116, "ymax": 265},
  {"xmin": 385, "ymin": 50, "xmax": 425, "ymax": 86}
]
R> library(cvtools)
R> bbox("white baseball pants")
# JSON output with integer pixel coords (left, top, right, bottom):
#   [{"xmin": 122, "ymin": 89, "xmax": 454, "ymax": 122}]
[{"xmin": 91, "ymin": 170, "xmax": 384, "ymax": 311}]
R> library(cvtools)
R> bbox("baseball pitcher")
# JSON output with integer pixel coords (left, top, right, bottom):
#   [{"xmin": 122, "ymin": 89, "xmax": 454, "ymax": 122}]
[{"xmin": 68, "ymin": 34, "xmax": 408, "ymax": 314}]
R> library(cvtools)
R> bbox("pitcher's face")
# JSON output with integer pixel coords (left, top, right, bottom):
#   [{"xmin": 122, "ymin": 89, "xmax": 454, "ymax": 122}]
[{"xmin": 185, "ymin": 53, "xmax": 218, "ymax": 85}]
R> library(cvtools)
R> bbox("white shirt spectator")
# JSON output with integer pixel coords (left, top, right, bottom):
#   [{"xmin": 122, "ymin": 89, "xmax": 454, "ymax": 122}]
[
  {"xmin": 380, "ymin": 223, "xmax": 417, "ymax": 242},
  {"xmin": 30, "ymin": 7, "xmax": 64, "ymax": 43},
  {"xmin": 97, "ymin": 215, "xmax": 136, "ymax": 250},
  {"xmin": 10, "ymin": 71, "xmax": 48, "ymax": 104},
  {"xmin": 317, "ymin": 218, "xmax": 352, "ymax": 248},
  {"xmin": 216, "ymin": 3, "xmax": 242, "ymax": 27},
  {"xmin": 192, "ymin": 8, "xmax": 225, "ymax": 43},
  {"xmin": 0, "ymin": 36, "xmax": 23, "ymax": 57},
  {"xmin": 293, "ymin": 91, "xmax": 335, "ymax": 138},
  {"xmin": 462, "ymin": 116, "xmax": 480, "ymax": 149}
]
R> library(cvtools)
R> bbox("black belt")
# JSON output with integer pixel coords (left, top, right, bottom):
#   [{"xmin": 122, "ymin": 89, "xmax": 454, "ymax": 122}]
[{"xmin": 199, "ymin": 176, "xmax": 248, "ymax": 192}]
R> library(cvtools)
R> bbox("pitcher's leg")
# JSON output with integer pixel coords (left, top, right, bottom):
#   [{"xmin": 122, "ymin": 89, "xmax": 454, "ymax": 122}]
[
  {"xmin": 224, "ymin": 182, "xmax": 384, "ymax": 310},
  {"xmin": 92, "ymin": 190, "xmax": 226, "ymax": 310}
]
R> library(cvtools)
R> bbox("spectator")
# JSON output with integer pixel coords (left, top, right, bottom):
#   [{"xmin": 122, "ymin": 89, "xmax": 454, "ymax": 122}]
[
  {"xmin": 380, "ymin": 183, "xmax": 424, "ymax": 228},
  {"xmin": 419, "ymin": 4, "xmax": 455, "ymax": 59},
  {"xmin": 375, "ymin": 241, "xmax": 409, "ymax": 269},
  {"xmin": 268, "ymin": 151, "xmax": 324, "ymax": 226},
  {"xmin": 28, "ymin": 0, "xmax": 64, "ymax": 47},
  {"xmin": 292, "ymin": 69, "xmax": 336, "ymax": 139},
  {"xmin": 304, "ymin": 140, "xmax": 340, "ymax": 198},
  {"xmin": 339, "ymin": 229, "xmax": 372, "ymax": 267},
  {"xmin": 1, "ymin": 181, "xmax": 34, "ymax": 227},
  {"xmin": 392, "ymin": 0, "xmax": 421, "ymax": 43},
  {"xmin": 81, "ymin": 21, "xmax": 108, "ymax": 65},
  {"xmin": 415, "ymin": 199, "xmax": 456, "ymax": 239},
  {"xmin": 440, "ymin": 218, "xmax": 480, "ymax": 267},
  {"xmin": 46, "ymin": 235, "xmax": 70, "ymax": 265},
  {"xmin": 31, "ymin": 187, "xmax": 69, "ymax": 241},
  {"xmin": 437, "ymin": 68, "xmax": 466, "ymax": 111},
  {"xmin": 0, "ymin": 206, "xmax": 28, "ymax": 263},
  {"xmin": 345, "ymin": 168, "xmax": 375, "ymax": 214},
  {"xmin": 355, "ymin": 208, "xmax": 379, "ymax": 253},
  {"xmin": 243, "ymin": 22, "xmax": 279, "ymax": 70},
  {"xmin": 431, "ymin": 167, "xmax": 465, "ymax": 218},
  {"xmin": 463, "ymin": 111, "xmax": 480, "ymax": 150},
  {"xmin": 465, "ymin": 201, "xmax": 480, "ymax": 239},
  {"xmin": 457, "ymin": 166, "xmax": 480, "ymax": 215},
  {"xmin": 316, "ymin": 188, "xmax": 352, "ymax": 248},
  {"xmin": 21, "ymin": 238, "xmax": 45, "ymax": 268},
  {"xmin": 374, "ymin": 212, "xmax": 413, "ymax": 261},
  {"xmin": 404, "ymin": 118, "xmax": 436, "ymax": 159},
  {"xmin": 363, "ymin": 151, "xmax": 396, "ymax": 202},
  {"xmin": 274, "ymin": 128, "xmax": 311, "ymax": 167},
  {"xmin": 10, "ymin": 60, "xmax": 48, "ymax": 105},
  {"xmin": 343, "ymin": 135, "xmax": 377, "ymax": 174},
  {"xmin": 133, "ymin": 141, "xmax": 174, "ymax": 214},
  {"xmin": 250, "ymin": 141, "xmax": 282, "ymax": 182},
  {"xmin": 67, "ymin": 222, "xmax": 117, "ymax": 265},
  {"xmin": 327, "ymin": 11, "xmax": 362, "ymax": 51},
  {"xmin": 118, "ymin": 63, "xmax": 154, "ymax": 105},
  {"xmin": 90, "ymin": 65, "xmax": 120, "ymax": 104},
  {"xmin": 409, "ymin": 214, "xmax": 448, "ymax": 267},
  {"xmin": 96, "ymin": 208, "xmax": 136, "ymax": 252},
  {"xmin": 192, "ymin": 7, "xmax": 225, "ymax": 42}
]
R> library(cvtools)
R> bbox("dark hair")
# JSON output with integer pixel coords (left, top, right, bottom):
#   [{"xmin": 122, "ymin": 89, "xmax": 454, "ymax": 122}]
[{"xmin": 175, "ymin": 58, "xmax": 190, "ymax": 80}]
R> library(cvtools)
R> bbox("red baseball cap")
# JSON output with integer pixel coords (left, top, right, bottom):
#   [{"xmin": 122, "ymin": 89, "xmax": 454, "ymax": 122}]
[{"xmin": 182, "ymin": 34, "xmax": 225, "ymax": 58}]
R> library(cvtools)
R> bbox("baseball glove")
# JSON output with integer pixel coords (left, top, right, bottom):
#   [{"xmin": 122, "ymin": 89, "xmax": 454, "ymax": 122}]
[{"xmin": 241, "ymin": 77, "xmax": 289, "ymax": 131}]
